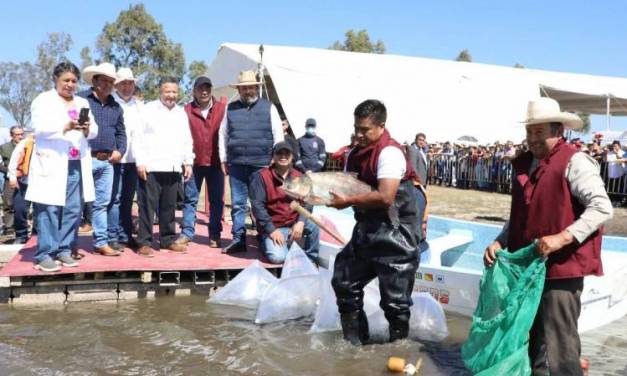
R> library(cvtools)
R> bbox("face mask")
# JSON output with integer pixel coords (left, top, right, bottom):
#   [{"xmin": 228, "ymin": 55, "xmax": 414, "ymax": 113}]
[{"xmin": 306, "ymin": 127, "xmax": 315, "ymax": 136}]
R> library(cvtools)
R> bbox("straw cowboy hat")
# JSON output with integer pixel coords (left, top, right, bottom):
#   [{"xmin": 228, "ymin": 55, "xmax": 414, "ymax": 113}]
[
  {"xmin": 231, "ymin": 70, "xmax": 261, "ymax": 87},
  {"xmin": 115, "ymin": 67, "xmax": 136, "ymax": 85},
  {"xmin": 522, "ymin": 97, "xmax": 583, "ymax": 130},
  {"xmin": 83, "ymin": 62, "xmax": 117, "ymax": 84}
]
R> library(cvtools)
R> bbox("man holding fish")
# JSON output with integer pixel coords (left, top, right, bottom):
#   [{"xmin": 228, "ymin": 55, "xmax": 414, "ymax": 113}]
[{"xmin": 324, "ymin": 99, "xmax": 423, "ymax": 345}]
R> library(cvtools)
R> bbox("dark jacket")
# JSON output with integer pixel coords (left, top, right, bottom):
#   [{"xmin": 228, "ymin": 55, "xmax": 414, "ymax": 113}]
[
  {"xmin": 226, "ymin": 98, "xmax": 274, "ymax": 167},
  {"xmin": 408, "ymin": 143, "xmax": 428, "ymax": 186},
  {"xmin": 78, "ymin": 89, "xmax": 127, "ymax": 155},
  {"xmin": 295, "ymin": 134, "xmax": 326, "ymax": 172},
  {"xmin": 0, "ymin": 141, "xmax": 17, "ymax": 174}
]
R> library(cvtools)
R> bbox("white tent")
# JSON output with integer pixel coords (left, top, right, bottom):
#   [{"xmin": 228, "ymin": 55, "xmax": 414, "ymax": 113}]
[{"xmin": 207, "ymin": 43, "xmax": 627, "ymax": 151}]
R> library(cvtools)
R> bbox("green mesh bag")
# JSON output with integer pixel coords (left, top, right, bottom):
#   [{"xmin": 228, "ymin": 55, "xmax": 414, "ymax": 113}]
[{"xmin": 461, "ymin": 242, "xmax": 545, "ymax": 375}]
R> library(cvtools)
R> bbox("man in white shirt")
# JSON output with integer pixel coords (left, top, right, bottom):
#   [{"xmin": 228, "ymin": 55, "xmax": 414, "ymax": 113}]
[
  {"xmin": 328, "ymin": 99, "xmax": 423, "ymax": 345},
  {"xmin": 111, "ymin": 67, "xmax": 144, "ymax": 249},
  {"xmin": 218, "ymin": 71, "xmax": 283, "ymax": 254},
  {"xmin": 133, "ymin": 77, "xmax": 194, "ymax": 257}
]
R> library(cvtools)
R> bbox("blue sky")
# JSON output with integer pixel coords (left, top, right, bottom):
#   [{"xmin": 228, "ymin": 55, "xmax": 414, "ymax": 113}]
[{"xmin": 1, "ymin": 0, "xmax": 626, "ymax": 134}]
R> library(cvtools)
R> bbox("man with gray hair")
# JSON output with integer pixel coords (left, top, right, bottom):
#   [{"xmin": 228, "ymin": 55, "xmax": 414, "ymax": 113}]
[
  {"xmin": 111, "ymin": 67, "xmax": 143, "ymax": 249},
  {"xmin": 0, "ymin": 125, "xmax": 25, "ymax": 238},
  {"xmin": 218, "ymin": 70, "xmax": 283, "ymax": 254}
]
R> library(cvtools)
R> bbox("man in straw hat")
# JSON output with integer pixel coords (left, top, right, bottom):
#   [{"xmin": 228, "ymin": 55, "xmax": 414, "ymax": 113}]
[
  {"xmin": 78, "ymin": 62, "xmax": 127, "ymax": 257},
  {"xmin": 484, "ymin": 97, "xmax": 613, "ymax": 375},
  {"xmin": 218, "ymin": 70, "xmax": 283, "ymax": 254},
  {"xmin": 111, "ymin": 67, "xmax": 143, "ymax": 249}
]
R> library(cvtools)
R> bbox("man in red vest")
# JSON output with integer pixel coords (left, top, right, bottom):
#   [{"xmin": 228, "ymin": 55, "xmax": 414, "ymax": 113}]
[
  {"xmin": 328, "ymin": 99, "xmax": 423, "ymax": 345},
  {"xmin": 177, "ymin": 76, "xmax": 227, "ymax": 248},
  {"xmin": 484, "ymin": 98, "xmax": 613, "ymax": 375},
  {"xmin": 249, "ymin": 141, "xmax": 319, "ymax": 263}
]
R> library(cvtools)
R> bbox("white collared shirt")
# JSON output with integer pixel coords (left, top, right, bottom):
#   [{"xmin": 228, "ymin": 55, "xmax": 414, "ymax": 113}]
[
  {"xmin": 134, "ymin": 100, "xmax": 194, "ymax": 172},
  {"xmin": 113, "ymin": 91, "xmax": 144, "ymax": 164}
]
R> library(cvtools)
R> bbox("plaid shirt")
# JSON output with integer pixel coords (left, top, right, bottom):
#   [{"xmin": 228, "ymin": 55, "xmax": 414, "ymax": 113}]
[{"xmin": 78, "ymin": 89, "xmax": 127, "ymax": 155}]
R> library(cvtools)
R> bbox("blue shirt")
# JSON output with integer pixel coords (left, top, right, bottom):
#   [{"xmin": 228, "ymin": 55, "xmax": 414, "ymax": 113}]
[{"xmin": 78, "ymin": 89, "xmax": 127, "ymax": 155}]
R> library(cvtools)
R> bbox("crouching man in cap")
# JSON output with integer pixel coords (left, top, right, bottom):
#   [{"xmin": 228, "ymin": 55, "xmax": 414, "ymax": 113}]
[
  {"xmin": 484, "ymin": 98, "xmax": 613, "ymax": 375},
  {"xmin": 249, "ymin": 141, "xmax": 319, "ymax": 264},
  {"xmin": 328, "ymin": 99, "xmax": 422, "ymax": 345}
]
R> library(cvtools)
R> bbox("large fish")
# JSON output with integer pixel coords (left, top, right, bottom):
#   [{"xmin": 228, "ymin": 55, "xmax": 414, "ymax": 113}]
[{"xmin": 282, "ymin": 172, "xmax": 372, "ymax": 206}]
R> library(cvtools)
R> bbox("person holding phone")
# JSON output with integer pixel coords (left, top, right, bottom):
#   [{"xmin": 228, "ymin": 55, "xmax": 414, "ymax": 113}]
[{"xmin": 25, "ymin": 62, "xmax": 99, "ymax": 272}]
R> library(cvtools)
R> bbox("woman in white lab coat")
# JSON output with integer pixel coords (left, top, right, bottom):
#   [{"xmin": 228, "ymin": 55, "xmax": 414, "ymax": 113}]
[{"xmin": 26, "ymin": 62, "xmax": 98, "ymax": 272}]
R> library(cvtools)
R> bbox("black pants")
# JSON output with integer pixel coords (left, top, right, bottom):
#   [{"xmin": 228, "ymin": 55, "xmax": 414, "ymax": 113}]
[
  {"xmin": 529, "ymin": 277, "xmax": 584, "ymax": 376},
  {"xmin": 137, "ymin": 172, "xmax": 180, "ymax": 248},
  {"xmin": 2, "ymin": 181, "xmax": 15, "ymax": 233},
  {"xmin": 332, "ymin": 241, "xmax": 419, "ymax": 344},
  {"xmin": 13, "ymin": 181, "xmax": 30, "ymax": 241}
]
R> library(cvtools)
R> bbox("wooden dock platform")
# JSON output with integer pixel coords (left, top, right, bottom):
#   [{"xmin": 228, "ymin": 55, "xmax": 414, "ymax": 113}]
[{"xmin": 0, "ymin": 214, "xmax": 281, "ymax": 305}]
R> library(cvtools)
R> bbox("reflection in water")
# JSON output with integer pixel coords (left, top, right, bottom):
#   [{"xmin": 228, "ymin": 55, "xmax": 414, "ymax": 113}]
[{"xmin": 0, "ymin": 296, "xmax": 625, "ymax": 375}]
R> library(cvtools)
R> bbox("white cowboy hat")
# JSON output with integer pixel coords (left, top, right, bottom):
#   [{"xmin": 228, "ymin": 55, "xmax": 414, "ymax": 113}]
[
  {"xmin": 83, "ymin": 62, "xmax": 117, "ymax": 84},
  {"xmin": 115, "ymin": 67, "xmax": 136, "ymax": 85},
  {"xmin": 231, "ymin": 70, "xmax": 261, "ymax": 87},
  {"xmin": 521, "ymin": 97, "xmax": 583, "ymax": 130}
]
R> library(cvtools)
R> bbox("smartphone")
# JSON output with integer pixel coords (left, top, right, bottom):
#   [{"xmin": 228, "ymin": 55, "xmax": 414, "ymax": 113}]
[{"xmin": 78, "ymin": 108, "xmax": 90, "ymax": 125}]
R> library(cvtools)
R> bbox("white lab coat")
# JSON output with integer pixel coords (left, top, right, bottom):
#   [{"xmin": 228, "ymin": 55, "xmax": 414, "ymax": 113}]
[{"xmin": 25, "ymin": 90, "xmax": 98, "ymax": 206}]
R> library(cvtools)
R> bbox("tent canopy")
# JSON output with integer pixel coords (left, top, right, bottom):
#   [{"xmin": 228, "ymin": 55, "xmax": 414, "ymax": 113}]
[{"xmin": 208, "ymin": 43, "xmax": 627, "ymax": 151}]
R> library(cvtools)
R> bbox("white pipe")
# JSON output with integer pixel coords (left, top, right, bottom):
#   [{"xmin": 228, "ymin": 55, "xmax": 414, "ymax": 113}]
[{"xmin": 606, "ymin": 95, "xmax": 611, "ymax": 131}]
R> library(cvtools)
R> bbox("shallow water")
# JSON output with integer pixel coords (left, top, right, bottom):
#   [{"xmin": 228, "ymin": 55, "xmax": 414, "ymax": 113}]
[{"xmin": 0, "ymin": 295, "xmax": 625, "ymax": 375}]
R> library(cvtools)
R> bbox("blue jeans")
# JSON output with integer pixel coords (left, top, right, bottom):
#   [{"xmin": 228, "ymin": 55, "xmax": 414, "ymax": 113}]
[
  {"xmin": 262, "ymin": 219, "xmax": 320, "ymax": 264},
  {"xmin": 91, "ymin": 158, "xmax": 114, "ymax": 248},
  {"xmin": 34, "ymin": 160, "xmax": 82, "ymax": 263},
  {"xmin": 107, "ymin": 163, "xmax": 136, "ymax": 242},
  {"xmin": 182, "ymin": 165, "xmax": 225, "ymax": 240},
  {"xmin": 229, "ymin": 164, "xmax": 262, "ymax": 243}
]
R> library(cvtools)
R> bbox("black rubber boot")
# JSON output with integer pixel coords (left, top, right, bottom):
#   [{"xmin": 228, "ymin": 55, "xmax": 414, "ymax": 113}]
[
  {"xmin": 340, "ymin": 311, "xmax": 370, "ymax": 346},
  {"xmin": 389, "ymin": 320, "xmax": 410, "ymax": 343}
]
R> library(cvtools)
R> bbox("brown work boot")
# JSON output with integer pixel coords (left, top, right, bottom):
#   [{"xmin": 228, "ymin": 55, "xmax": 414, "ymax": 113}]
[
  {"xmin": 166, "ymin": 243, "xmax": 187, "ymax": 253},
  {"xmin": 94, "ymin": 245, "xmax": 121, "ymax": 256},
  {"xmin": 79, "ymin": 223, "xmax": 93, "ymax": 234},
  {"xmin": 174, "ymin": 235, "xmax": 191, "ymax": 246},
  {"xmin": 137, "ymin": 245, "xmax": 154, "ymax": 258}
]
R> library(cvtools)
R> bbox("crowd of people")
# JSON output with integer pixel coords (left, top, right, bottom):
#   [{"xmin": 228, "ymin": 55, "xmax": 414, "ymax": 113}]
[
  {"xmin": 393, "ymin": 133, "xmax": 626, "ymax": 206},
  {"xmin": 4, "ymin": 62, "xmax": 334, "ymax": 272}
]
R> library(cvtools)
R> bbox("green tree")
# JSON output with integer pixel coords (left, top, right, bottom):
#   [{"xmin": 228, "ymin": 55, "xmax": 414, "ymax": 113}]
[
  {"xmin": 0, "ymin": 62, "xmax": 40, "ymax": 127},
  {"xmin": 455, "ymin": 49, "xmax": 472, "ymax": 62},
  {"xmin": 95, "ymin": 3, "xmax": 185, "ymax": 100},
  {"xmin": 80, "ymin": 46, "xmax": 93, "ymax": 70},
  {"xmin": 513, "ymin": 63, "xmax": 525, "ymax": 69},
  {"xmin": 0, "ymin": 32, "xmax": 73, "ymax": 127},
  {"xmin": 330, "ymin": 29, "xmax": 385, "ymax": 54},
  {"xmin": 35, "ymin": 32, "xmax": 73, "ymax": 91}
]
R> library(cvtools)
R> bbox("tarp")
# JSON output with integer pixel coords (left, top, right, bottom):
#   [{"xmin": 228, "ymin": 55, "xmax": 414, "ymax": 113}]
[
  {"xmin": 207, "ymin": 43, "xmax": 627, "ymax": 151},
  {"xmin": 461, "ymin": 243, "xmax": 545, "ymax": 376}
]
